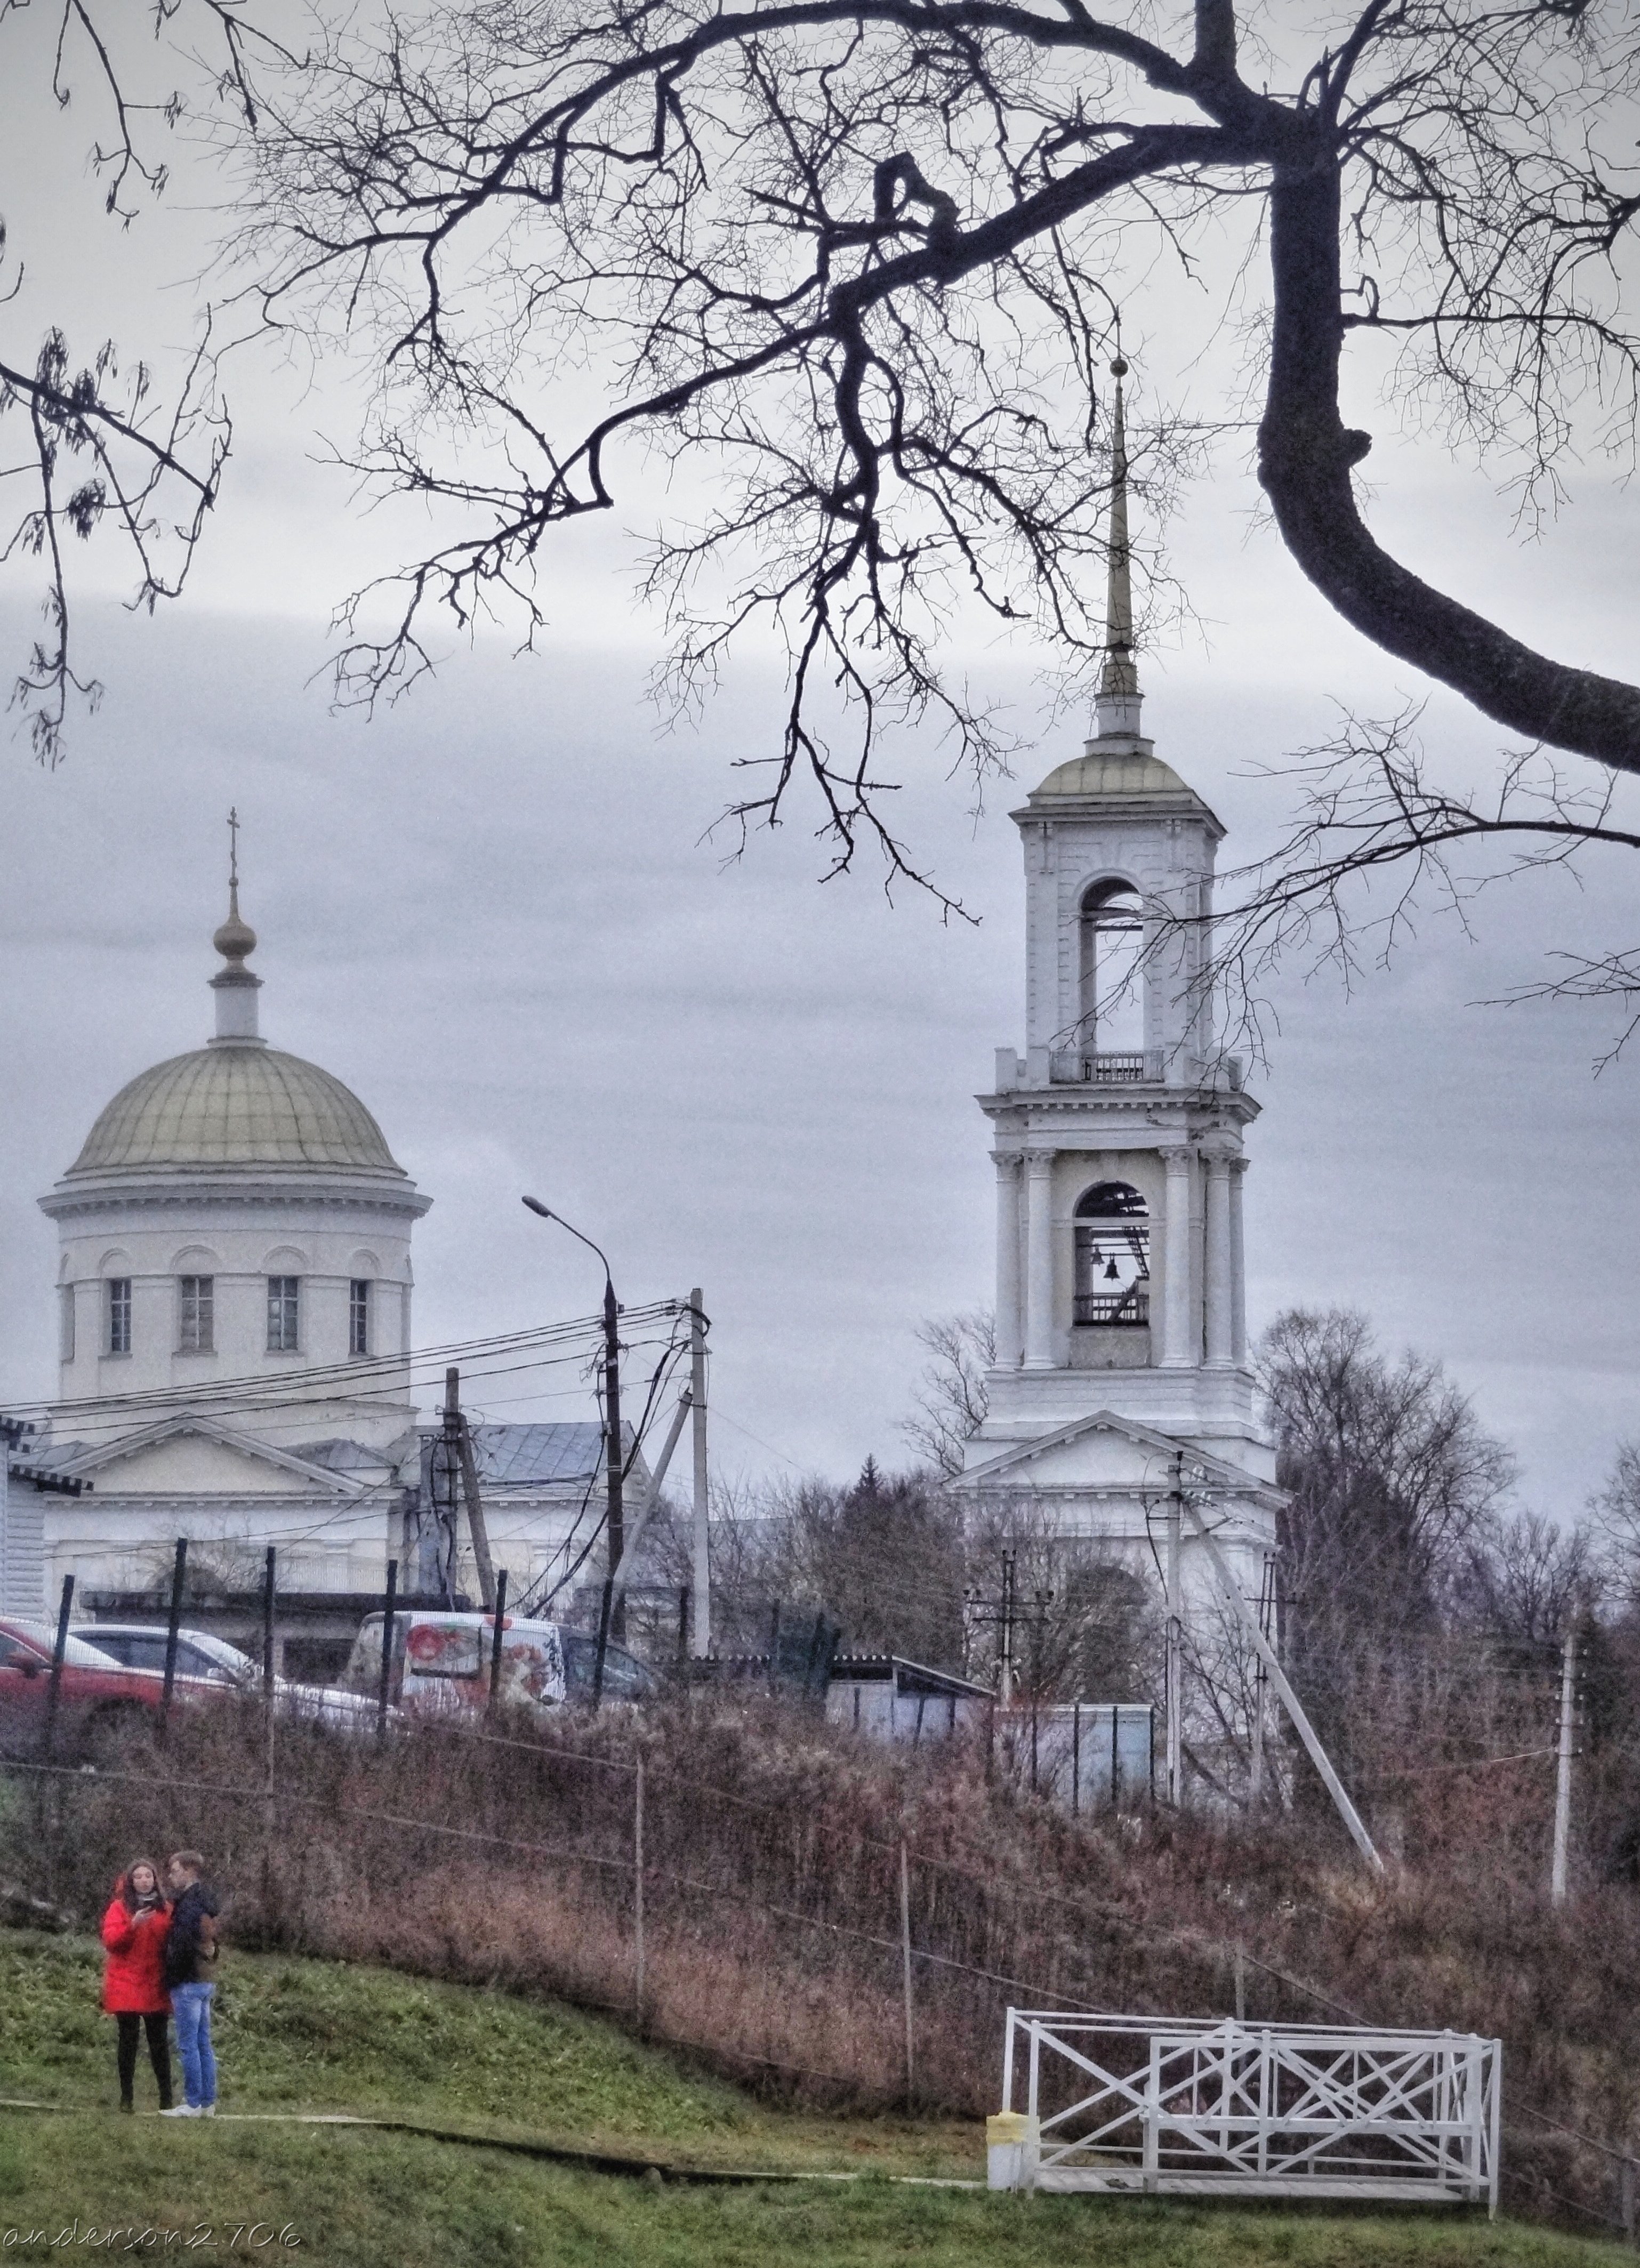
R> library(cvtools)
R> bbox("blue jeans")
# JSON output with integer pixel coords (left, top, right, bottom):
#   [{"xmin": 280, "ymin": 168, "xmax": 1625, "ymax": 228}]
[{"xmin": 171, "ymin": 1983, "xmax": 216, "ymax": 2109}]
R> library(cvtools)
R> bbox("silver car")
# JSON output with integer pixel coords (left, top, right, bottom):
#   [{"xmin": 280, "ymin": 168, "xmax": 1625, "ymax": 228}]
[{"xmin": 73, "ymin": 1624, "xmax": 380, "ymax": 1734}]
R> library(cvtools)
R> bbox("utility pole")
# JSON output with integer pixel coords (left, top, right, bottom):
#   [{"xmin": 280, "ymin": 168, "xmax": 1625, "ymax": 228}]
[
  {"xmin": 689, "ymin": 1287, "xmax": 710, "ymax": 1658},
  {"xmin": 519, "ymin": 1197, "xmax": 624, "ymax": 1661},
  {"xmin": 1180, "ymin": 1490, "xmax": 1384, "ymax": 1873},
  {"xmin": 602, "ymin": 1274, "xmax": 624, "ymax": 1640},
  {"xmin": 1249, "ymin": 1553, "xmax": 1273, "ymax": 1808},
  {"xmin": 1165, "ymin": 1455, "xmax": 1183, "ymax": 1807},
  {"xmin": 1551, "ymin": 1624, "xmax": 1578, "ymax": 1907},
  {"xmin": 444, "ymin": 1367, "xmax": 496, "ymax": 1613}
]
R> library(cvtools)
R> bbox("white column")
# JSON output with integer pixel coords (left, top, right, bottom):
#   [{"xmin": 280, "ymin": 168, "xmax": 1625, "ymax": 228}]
[
  {"xmin": 994, "ymin": 1153, "xmax": 1024, "ymax": 1368},
  {"xmin": 1159, "ymin": 1146, "xmax": 1195, "ymax": 1369},
  {"xmin": 1229, "ymin": 1157, "xmax": 1248, "ymax": 1365},
  {"xmin": 1204, "ymin": 1152, "xmax": 1233, "ymax": 1368},
  {"xmin": 1023, "ymin": 1153, "xmax": 1056, "ymax": 1370}
]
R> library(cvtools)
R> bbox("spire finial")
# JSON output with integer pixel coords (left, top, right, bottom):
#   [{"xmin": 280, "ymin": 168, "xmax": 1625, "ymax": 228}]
[
  {"xmin": 1094, "ymin": 353, "xmax": 1144, "ymax": 741},
  {"xmin": 208, "ymin": 808, "xmax": 264, "ymax": 1046}
]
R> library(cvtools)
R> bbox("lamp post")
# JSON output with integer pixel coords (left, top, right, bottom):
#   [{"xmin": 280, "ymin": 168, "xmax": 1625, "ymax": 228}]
[{"xmin": 522, "ymin": 1197, "xmax": 624, "ymax": 1697}]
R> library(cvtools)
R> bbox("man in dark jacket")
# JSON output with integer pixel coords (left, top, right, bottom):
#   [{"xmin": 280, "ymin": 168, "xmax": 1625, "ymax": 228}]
[{"xmin": 159, "ymin": 1851, "xmax": 220, "ymax": 2117}]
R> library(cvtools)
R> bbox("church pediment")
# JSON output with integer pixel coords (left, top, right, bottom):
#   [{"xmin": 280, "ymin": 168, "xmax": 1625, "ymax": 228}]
[
  {"xmin": 56, "ymin": 1414, "xmax": 368, "ymax": 1498},
  {"xmin": 956, "ymin": 1408, "xmax": 1282, "ymax": 1508}
]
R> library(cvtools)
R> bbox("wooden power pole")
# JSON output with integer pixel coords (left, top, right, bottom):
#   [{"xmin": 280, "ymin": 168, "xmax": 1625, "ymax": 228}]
[
  {"xmin": 689, "ymin": 1287, "xmax": 710, "ymax": 1658},
  {"xmin": 1165, "ymin": 1455, "xmax": 1183, "ymax": 1807},
  {"xmin": 445, "ymin": 1366, "xmax": 496, "ymax": 1613},
  {"xmin": 1551, "ymin": 1625, "xmax": 1577, "ymax": 1907}
]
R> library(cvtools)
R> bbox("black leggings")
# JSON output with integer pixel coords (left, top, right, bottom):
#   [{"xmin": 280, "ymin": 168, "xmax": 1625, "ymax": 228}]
[{"xmin": 115, "ymin": 2012, "xmax": 173, "ymax": 2106}]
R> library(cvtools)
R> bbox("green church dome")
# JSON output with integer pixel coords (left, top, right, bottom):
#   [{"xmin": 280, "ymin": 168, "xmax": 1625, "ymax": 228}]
[{"xmin": 66, "ymin": 1045, "xmax": 403, "ymax": 1176}]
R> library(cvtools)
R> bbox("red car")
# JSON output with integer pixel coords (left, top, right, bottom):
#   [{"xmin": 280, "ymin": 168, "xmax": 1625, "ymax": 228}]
[{"xmin": 0, "ymin": 1617, "xmax": 219, "ymax": 1759}]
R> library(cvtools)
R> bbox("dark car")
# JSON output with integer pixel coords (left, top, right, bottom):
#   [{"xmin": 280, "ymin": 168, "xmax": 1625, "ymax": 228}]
[
  {"xmin": 0, "ymin": 1617, "xmax": 215, "ymax": 1759},
  {"xmin": 559, "ymin": 1630, "xmax": 657, "ymax": 1702}
]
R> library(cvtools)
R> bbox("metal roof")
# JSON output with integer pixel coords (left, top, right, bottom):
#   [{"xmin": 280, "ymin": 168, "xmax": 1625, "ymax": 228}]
[{"xmin": 417, "ymin": 1421, "xmax": 615, "ymax": 1488}]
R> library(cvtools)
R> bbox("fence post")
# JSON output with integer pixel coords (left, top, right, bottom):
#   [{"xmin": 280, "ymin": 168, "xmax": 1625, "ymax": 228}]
[
  {"xmin": 377, "ymin": 1558, "xmax": 398, "ymax": 1746},
  {"xmin": 160, "ymin": 1539, "xmax": 187, "ymax": 1744},
  {"xmin": 261, "ymin": 1546, "xmax": 277, "ymax": 1710},
  {"xmin": 899, "ymin": 1838, "xmax": 915, "ymax": 2107},
  {"xmin": 634, "ymin": 1755, "xmax": 646, "ymax": 2026},
  {"xmin": 41, "ymin": 1572, "xmax": 74, "ymax": 1767},
  {"xmin": 260, "ymin": 1547, "xmax": 277, "ymax": 1921},
  {"xmin": 1072, "ymin": 1700, "xmax": 1081, "ymax": 1818},
  {"xmin": 487, "ymin": 1567, "xmax": 509, "ymax": 1720}
]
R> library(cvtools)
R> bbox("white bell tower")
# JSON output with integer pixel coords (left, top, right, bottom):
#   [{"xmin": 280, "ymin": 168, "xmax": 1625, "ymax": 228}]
[{"xmin": 954, "ymin": 365, "xmax": 1279, "ymax": 1570}]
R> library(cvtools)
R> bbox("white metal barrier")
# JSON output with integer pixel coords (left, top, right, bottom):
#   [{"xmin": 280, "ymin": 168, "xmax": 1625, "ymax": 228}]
[{"xmin": 993, "ymin": 2012, "xmax": 1500, "ymax": 2213}]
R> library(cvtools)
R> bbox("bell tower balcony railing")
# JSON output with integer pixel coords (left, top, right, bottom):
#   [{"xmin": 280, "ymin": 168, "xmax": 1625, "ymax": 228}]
[
  {"xmin": 1051, "ymin": 1050, "xmax": 1157, "ymax": 1084},
  {"xmin": 1046, "ymin": 1050, "xmax": 1246, "ymax": 1091},
  {"xmin": 1073, "ymin": 1290, "xmax": 1151, "ymax": 1326}
]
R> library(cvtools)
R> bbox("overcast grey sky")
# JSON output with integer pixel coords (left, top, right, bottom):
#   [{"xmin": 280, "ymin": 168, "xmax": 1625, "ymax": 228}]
[{"xmin": 4, "ymin": 8, "xmax": 1640, "ymax": 1510}]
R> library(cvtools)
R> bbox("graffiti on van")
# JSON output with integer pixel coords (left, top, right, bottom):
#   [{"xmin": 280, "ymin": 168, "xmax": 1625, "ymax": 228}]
[{"xmin": 345, "ymin": 1613, "xmax": 567, "ymax": 1716}]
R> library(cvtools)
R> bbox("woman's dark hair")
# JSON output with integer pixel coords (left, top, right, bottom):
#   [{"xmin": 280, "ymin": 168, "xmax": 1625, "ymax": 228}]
[{"xmin": 119, "ymin": 1857, "xmax": 162, "ymax": 1912}]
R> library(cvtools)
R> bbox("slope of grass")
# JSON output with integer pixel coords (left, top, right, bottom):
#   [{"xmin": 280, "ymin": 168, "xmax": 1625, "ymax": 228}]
[
  {"xmin": 0, "ymin": 1929, "xmax": 968, "ymax": 2171},
  {"xmin": 0, "ymin": 1929, "xmax": 1629, "ymax": 2268},
  {"xmin": 1, "ymin": 2118, "xmax": 1631, "ymax": 2268}
]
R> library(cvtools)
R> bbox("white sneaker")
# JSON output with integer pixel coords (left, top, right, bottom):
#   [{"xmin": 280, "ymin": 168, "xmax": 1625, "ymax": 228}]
[
  {"xmin": 201, "ymin": 2105, "xmax": 216, "ymax": 2117},
  {"xmin": 160, "ymin": 2105, "xmax": 202, "ymax": 2118}
]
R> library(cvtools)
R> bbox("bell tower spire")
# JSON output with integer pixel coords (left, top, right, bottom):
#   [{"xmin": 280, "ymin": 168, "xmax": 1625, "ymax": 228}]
[
  {"xmin": 1093, "ymin": 357, "xmax": 1144, "ymax": 743},
  {"xmin": 208, "ymin": 806, "xmax": 264, "ymax": 1047}
]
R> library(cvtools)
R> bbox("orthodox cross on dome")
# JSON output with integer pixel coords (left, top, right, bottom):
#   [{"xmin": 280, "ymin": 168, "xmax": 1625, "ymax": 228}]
[
  {"xmin": 1094, "ymin": 357, "xmax": 1144, "ymax": 742},
  {"xmin": 208, "ymin": 806, "xmax": 263, "ymax": 1044}
]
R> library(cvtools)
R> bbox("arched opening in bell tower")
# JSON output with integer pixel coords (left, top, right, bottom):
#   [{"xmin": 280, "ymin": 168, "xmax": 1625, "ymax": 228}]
[
  {"xmin": 1077, "ymin": 880, "xmax": 1145, "ymax": 1061},
  {"xmin": 1073, "ymin": 1180, "xmax": 1151, "ymax": 1326}
]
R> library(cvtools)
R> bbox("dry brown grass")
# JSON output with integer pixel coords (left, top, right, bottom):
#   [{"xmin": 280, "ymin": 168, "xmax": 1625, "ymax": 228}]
[{"xmin": 5, "ymin": 1690, "xmax": 1638, "ymax": 2237}]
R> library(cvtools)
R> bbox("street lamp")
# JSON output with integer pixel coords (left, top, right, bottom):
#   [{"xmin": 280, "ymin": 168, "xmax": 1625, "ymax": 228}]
[{"xmin": 521, "ymin": 1197, "xmax": 624, "ymax": 1702}]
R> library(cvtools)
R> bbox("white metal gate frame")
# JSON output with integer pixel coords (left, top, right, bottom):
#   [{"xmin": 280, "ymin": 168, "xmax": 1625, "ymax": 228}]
[{"xmin": 1000, "ymin": 2011, "xmax": 1500, "ymax": 2213}]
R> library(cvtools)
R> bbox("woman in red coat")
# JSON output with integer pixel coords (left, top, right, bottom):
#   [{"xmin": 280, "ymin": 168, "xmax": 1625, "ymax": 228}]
[{"xmin": 100, "ymin": 1859, "xmax": 174, "ymax": 2112}]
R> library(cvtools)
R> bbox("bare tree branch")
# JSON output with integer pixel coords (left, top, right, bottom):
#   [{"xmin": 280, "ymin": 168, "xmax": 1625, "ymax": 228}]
[
  {"xmin": 229, "ymin": 0, "xmax": 1640, "ymax": 890},
  {"xmin": 0, "ymin": 0, "xmax": 291, "ymax": 759}
]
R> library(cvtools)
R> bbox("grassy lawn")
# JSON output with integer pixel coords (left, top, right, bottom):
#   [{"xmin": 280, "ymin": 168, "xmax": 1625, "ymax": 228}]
[{"xmin": 0, "ymin": 1930, "xmax": 1627, "ymax": 2268}]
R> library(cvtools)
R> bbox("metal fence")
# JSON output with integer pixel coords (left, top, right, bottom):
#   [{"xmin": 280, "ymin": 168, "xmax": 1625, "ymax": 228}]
[{"xmin": 995, "ymin": 2010, "xmax": 1501, "ymax": 2212}]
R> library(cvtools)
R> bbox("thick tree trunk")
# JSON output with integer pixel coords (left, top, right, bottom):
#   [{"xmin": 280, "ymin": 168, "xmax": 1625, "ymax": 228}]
[{"xmin": 1258, "ymin": 158, "xmax": 1640, "ymax": 774}]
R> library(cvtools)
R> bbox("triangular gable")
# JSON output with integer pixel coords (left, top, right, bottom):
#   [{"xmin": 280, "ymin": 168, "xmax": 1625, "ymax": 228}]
[
  {"xmin": 954, "ymin": 1408, "xmax": 1283, "ymax": 1509},
  {"xmin": 56, "ymin": 1413, "xmax": 371, "ymax": 1498}
]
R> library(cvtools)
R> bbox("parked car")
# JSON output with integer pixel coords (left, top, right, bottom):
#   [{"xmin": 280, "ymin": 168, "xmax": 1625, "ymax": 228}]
[
  {"xmin": 73, "ymin": 1623, "xmax": 378, "ymax": 1735},
  {"xmin": 344, "ymin": 1611, "xmax": 656, "ymax": 1719},
  {"xmin": 0, "ymin": 1616, "xmax": 218, "ymax": 1759}
]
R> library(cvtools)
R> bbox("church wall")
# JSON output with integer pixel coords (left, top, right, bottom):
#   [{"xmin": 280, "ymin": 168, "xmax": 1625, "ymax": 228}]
[
  {"xmin": 41, "ymin": 1487, "xmax": 398, "ymax": 1608},
  {"xmin": 51, "ymin": 1193, "xmax": 420, "ymax": 1456},
  {"xmin": 1023, "ymin": 813, "xmax": 1221, "ymax": 1066}
]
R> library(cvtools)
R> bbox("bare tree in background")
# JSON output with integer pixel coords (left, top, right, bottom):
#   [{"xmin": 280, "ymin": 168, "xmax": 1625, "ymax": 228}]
[
  {"xmin": 231, "ymin": 0, "xmax": 1640, "ymax": 905},
  {"xmin": 1258, "ymin": 1305, "xmax": 1515, "ymax": 1782},
  {"xmin": 1452, "ymin": 1509, "xmax": 1601, "ymax": 1652},
  {"xmin": 902, "ymin": 1310, "xmax": 994, "ymax": 1480}
]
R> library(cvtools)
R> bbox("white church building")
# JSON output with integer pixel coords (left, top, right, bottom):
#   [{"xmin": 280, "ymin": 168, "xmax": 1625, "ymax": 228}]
[
  {"xmin": 3, "ymin": 864, "xmax": 634, "ymax": 1681},
  {"xmin": 952, "ymin": 368, "xmax": 1282, "ymax": 1603}
]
